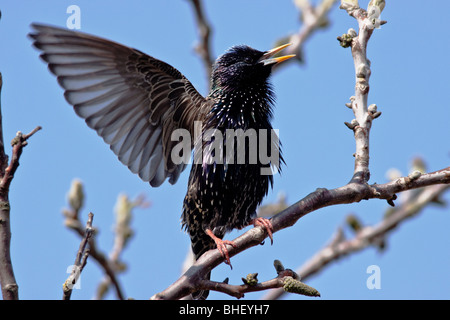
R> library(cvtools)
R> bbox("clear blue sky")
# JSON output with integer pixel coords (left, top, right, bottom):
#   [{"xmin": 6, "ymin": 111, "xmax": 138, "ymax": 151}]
[{"xmin": 0, "ymin": 1, "xmax": 448, "ymax": 300}]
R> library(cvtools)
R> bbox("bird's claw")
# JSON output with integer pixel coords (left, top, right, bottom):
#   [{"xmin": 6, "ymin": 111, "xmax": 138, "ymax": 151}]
[
  {"xmin": 216, "ymin": 239, "xmax": 237, "ymax": 268},
  {"xmin": 205, "ymin": 229, "xmax": 237, "ymax": 268},
  {"xmin": 251, "ymin": 217, "xmax": 274, "ymax": 245}
]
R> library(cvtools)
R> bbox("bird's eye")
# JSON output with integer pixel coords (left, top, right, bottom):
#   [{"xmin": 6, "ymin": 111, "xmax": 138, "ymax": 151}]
[{"xmin": 243, "ymin": 57, "xmax": 253, "ymax": 64}]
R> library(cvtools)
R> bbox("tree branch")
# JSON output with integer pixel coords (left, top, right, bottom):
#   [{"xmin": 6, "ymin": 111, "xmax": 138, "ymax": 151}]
[
  {"xmin": 196, "ymin": 261, "xmax": 320, "ymax": 299},
  {"xmin": 338, "ymin": 0, "xmax": 386, "ymax": 183},
  {"xmin": 0, "ymin": 73, "xmax": 7, "ymax": 178},
  {"xmin": 62, "ymin": 180, "xmax": 149, "ymax": 299},
  {"xmin": 188, "ymin": 0, "xmax": 214, "ymax": 84},
  {"xmin": 262, "ymin": 179, "xmax": 449, "ymax": 299},
  {"xmin": 153, "ymin": 167, "xmax": 450, "ymax": 299},
  {"xmin": 93, "ymin": 193, "xmax": 150, "ymax": 299},
  {"xmin": 273, "ymin": 0, "xmax": 339, "ymax": 69},
  {"xmin": 62, "ymin": 180, "xmax": 125, "ymax": 300},
  {"xmin": 0, "ymin": 126, "xmax": 42, "ymax": 197},
  {"xmin": 63, "ymin": 212, "xmax": 94, "ymax": 300},
  {"xmin": 0, "ymin": 72, "xmax": 42, "ymax": 300}
]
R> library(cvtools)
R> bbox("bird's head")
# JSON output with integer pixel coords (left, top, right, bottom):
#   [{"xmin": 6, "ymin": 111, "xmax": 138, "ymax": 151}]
[{"xmin": 211, "ymin": 43, "xmax": 294, "ymax": 91}]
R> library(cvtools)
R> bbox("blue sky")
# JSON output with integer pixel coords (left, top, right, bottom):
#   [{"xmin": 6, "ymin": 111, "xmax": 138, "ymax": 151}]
[{"xmin": 0, "ymin": 1, "xmax": 449, "ymax": 300}]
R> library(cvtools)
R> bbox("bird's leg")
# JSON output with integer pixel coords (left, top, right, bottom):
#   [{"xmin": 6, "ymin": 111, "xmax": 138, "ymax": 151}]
[
  {"xmin": 249, "ymin": 217, "xmax": 274, "ymax": 245},
  {"xmin": 205, "ymin": 229, "xmax": 237, "ymax": 268}
]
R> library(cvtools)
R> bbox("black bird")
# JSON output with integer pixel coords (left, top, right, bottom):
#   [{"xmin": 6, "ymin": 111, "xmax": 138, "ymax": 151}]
[{"xmin": 29, "ymin": 24, "xmax": 294, "ymax": 299}]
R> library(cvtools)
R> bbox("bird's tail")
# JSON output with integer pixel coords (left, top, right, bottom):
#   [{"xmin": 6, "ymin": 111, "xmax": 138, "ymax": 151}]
[
  {"xmin": 190, "ymin": 232, "xmax": 217, "ymax": 300},
  {"xmin": 191, "ymin": 271, "xmax": 211, "ymax": 300}
]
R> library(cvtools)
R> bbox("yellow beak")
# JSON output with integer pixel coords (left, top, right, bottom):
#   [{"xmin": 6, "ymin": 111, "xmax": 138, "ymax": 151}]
[{"xmin": 260, "ymin": 43, "xmax": 296, "ymax": 65}]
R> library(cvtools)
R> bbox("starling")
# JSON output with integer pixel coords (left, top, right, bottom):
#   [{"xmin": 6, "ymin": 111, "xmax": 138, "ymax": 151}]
[{"xmin": 29, "ymin": 24, "xmax": 294, "ymax": 299}]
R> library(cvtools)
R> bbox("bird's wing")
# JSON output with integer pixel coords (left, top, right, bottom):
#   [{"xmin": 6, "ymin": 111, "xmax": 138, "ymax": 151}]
[{"xmin": 29, "ymin": 23, "xmax": 208, "ymax": 187}]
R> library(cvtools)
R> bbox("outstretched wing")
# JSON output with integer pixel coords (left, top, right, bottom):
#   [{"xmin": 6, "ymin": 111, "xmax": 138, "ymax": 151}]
[{"xmin": 29, "ymin": 23, "xmax": 208, "ymax": 187}]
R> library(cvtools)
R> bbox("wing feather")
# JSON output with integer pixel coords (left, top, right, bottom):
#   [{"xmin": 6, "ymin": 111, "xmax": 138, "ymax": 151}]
[{"xmin": 30, "ymin": 23, "xmax": 210, "ymax": 186}]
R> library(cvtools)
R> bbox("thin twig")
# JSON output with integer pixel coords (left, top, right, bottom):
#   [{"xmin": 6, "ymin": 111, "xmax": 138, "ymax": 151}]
[
  {"xmin": 273, "ymin": 0, "xmax": 339, "ymax": 70},
  {"xmin": 62, "ymin": 212, "xmax": 94, "ymax": 300},
  {"xmin": 0, "ymin": 126, "xmax": 42, "ymax": 195},
  {"xmin": 195, "ymin": 261, "xmax": 319, "ymax": 299},
  {"xmin": 93, "ymin": 193, "xmax": 150, "ymax": 299},
  {"xmin": 62, "ymin": 180, "xmax": 126, "ymax": 300},
  {"xmin": 202, "ymin": 278, "xmax": 287, "ymax": 299},
  {"xmin": 188, "ymin": 0, "xmax": 214, "ymax": 84}
]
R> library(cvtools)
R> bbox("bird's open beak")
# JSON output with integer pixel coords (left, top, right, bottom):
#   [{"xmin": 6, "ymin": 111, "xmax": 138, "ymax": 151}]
[{"xmin": 259, "ymin": 43, "xmax": 295, "ymax": 66}]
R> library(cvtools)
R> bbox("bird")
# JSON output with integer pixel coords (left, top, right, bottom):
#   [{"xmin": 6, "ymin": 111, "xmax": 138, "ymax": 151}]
[{"xmin": 29, "ymin": 24, "xmax": 294, "ymax": 299}]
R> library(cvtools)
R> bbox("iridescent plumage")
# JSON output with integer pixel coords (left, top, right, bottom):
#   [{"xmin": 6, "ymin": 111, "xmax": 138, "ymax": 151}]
[{"xmin": 29, "ymin": 25, "xmax": 292, "ymax": 299}]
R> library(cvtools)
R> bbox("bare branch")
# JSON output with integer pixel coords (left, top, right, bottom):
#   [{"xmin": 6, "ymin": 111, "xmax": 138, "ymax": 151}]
[
  {"xmin": 273, "ymin": 0, "xmax": 339, "ymax": 69},
  {"xmin": 0, "ymin": 73, "xmax": 7, "ymax": 177},
  {"xmin": 200, "ymin": 277, "xmax": 287, "ymax": 299},
  {"xmin": 0, "ymin": 72, "xmax": 41, "ymax": 300},
  {"xmin": 338, "ymin": 0, "xmax": 386, "ymax": 183},
  {"xmin": 188, "ymin": 0, "xmax": 214, "ymax": 84},
  {"xmin": 63, "ymin": 212, "xmax": 94, "ymax": 300},
  {"xmin": 304, "ymin": 185, "xmax": 450, "ymax": 271},
  {"xmin": 153, "ymin": 167, "xmax": 450, "ymax": 299},
  {"xmin": 62, "ymin": 180, "xmax": 125, "ymax": 300},
  {"xmin": 93, "ymin": 193, "xmax": 150, "ymax": 299},
  {"xmin": 154, "ymin": 259, "xmax": 320, "ymax": 300},
  {"xmin": 263, "ymin": 181, "xmax": 449, "ymax": 299},
  {"xmin": 198, "ymin": 273, "xmax": 319, "ymax": 299},
  {"xmin": 0, "ymin": 126, "xmax": 42, "ymax": 196}
]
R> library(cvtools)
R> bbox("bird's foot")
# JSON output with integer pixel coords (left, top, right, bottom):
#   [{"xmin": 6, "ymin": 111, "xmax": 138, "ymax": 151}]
[
  {"xmin": 250, "ymin": 217, "xmax": 274, "ymax": 245},
  {"xmin": 205, "ymin": 229, "xmax": 237, "ymax": 268}
]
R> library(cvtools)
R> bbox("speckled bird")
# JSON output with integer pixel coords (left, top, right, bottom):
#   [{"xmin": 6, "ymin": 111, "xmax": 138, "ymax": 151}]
[{"xmin": 29, "ymin": 24, "xmax": 294, "ymax": 299}]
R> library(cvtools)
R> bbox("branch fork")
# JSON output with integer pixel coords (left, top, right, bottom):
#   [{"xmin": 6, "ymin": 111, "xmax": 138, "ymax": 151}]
[{"xmin": 0, "ymin": 71, "xmax": 41, "ymax": 299}]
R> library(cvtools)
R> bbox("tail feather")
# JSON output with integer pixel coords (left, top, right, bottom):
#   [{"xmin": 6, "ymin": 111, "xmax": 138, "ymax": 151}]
[
  {"xmin": 190, "ymin": 231, "xmax": 218, "ymax": 300},
  {"xmin": 191, "ymin": 271, "xmax": 211, "ymax": 300}
]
